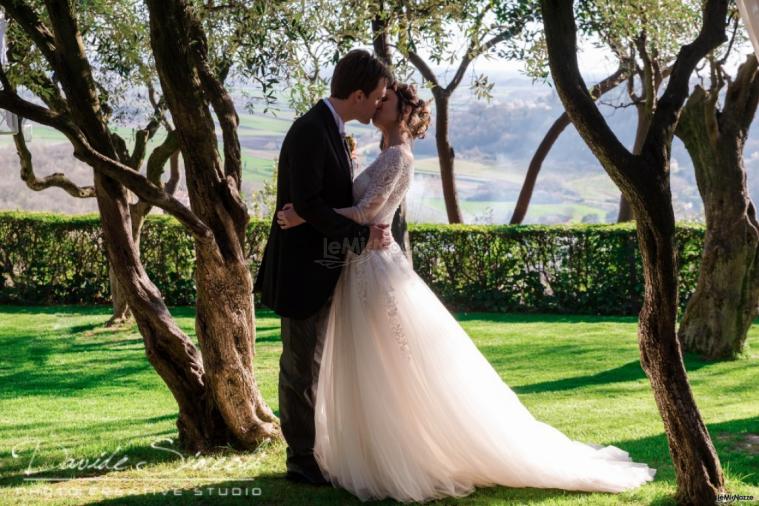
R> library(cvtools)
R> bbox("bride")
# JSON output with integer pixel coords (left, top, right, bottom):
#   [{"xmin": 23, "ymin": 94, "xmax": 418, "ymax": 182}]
[{"xmin": 276, "ymin": 81, "xmax": 656, "ymax": 503}]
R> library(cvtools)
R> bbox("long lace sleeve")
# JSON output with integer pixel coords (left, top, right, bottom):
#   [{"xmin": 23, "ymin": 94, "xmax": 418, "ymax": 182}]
[{"xmin": 336, "ymin": 146, "xmax": 410, "ymax": 225}]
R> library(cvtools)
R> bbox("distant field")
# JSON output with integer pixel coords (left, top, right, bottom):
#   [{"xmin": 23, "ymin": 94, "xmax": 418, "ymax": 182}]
[
  {"xmin": 0, "ymin": 113, "xmax": 623, "ymax": 224},
  {"xmin": 241, "ymin": 153, "xmax": 276, "ymax": 183},
  {"xmin": 414, "ymin": 156, "xmax": 527, "ymax": 185},
  {"xmin": 420, "ymin": 197, "xmax": 607, "ymax": 223},
  {"xmin": 0, "ymin": 125, "xmax": 67, "ymax": 143},
  {"xmin": 238, "ymin": 113, "xmax": 292, "ymax": 134},
  {"xmin": 571, "ymin": 173, "xmax": 620, "ymax": 203}
]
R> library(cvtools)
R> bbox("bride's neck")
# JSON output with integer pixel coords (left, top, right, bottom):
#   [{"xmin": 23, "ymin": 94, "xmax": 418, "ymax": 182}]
[{"xmin": 381, "ymin": 127, "xmax": 406, "ymax": 149}]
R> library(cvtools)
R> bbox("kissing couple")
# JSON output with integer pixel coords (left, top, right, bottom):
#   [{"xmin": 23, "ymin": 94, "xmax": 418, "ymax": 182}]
[{"xmin": 254, "ymin": 49, "xmax": 655, "ymax": 503}]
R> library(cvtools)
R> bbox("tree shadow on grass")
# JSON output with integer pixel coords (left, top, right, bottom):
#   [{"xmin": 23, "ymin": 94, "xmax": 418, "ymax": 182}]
[
  {"xmin": 68, "ymin": 335, "xmax": 145, "ymax": 354},
  {"xmin": 512, "ymin": 356, "xmax": 712, "ymax": 395},
  {"xmin": 255, "ymin": 324, "xmax": 279, "ymax": 332},
  {"xmin": 454, "ymin": 312, "xmax": 638, "ymax": 325},
  {"xmin": 609, "ymin": 415, "xmax": 759, "ymax": 493},
  {"xmin": 67, "ymin": 321, "xmax": 109, "ymax": 334},
  {"xmin": 512, "ymin": 360, "xmax": 648, "ymax": 394},
  {"xmin": 707, "ymin": 416, "xmax": 759, "ymax": 487},
  {"xmin": 1, "ymin": 317, "xmax": 153, "ymax": 397},
  {"xmin": 0, "ymin": 361, "xmax": 152, "ymax": 397},
  {"xmin": 0, "ymin": 305, "xmax": 113, "ymax": 317},
  {"xmin": 254, "ymin": 332, "xmax": 282, "ymax": 344}
]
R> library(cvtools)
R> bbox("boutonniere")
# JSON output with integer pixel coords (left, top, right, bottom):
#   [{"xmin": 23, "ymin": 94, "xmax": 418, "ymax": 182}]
[{"xmin": 345, "ymin": 134, "xmax": 357, "ymax": 160}]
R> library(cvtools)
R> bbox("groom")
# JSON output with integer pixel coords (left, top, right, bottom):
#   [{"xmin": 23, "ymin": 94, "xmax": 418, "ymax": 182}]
[{"xmin": 254, "ymin": 49, "xmax": 394, "ymax": 485}]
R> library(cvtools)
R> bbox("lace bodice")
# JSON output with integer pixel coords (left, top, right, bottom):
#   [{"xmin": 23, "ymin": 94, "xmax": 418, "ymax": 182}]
[{"xmin": 339, "ymin": 143, "xmax": 413, "ymax": 225}]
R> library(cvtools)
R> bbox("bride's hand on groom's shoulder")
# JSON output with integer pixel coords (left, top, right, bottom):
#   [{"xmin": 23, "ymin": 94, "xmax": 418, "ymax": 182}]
[{"xmin": 277, "ymin": 203, "xmax": 305, "ymax": 229}]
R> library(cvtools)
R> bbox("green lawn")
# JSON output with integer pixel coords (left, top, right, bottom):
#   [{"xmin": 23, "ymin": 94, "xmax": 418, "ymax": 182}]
[{"xmin": 0, "ymin": 306, "xmax": 756, "ymax": 505}]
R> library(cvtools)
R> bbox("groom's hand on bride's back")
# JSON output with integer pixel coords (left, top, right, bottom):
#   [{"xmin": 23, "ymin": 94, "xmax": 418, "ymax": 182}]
[
  {"xmin": 368, "ymin": 224, "xmax": 393, "ymax": 250},
  {"xmin": 278, "ymin": 201, "xmax": 391, "ymax": 249}
]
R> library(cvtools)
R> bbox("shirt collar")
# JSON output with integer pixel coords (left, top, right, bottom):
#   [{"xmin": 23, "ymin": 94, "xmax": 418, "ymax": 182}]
[{"xmin": 322, "ymin": 97, "xmax": 346, "ymax": 137}]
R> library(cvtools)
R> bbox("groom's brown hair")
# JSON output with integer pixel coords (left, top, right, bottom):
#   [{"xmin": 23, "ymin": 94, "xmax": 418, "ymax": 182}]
[{"xmin": 330, "ymin": 49, "xmax": 393, "ymax": 99}]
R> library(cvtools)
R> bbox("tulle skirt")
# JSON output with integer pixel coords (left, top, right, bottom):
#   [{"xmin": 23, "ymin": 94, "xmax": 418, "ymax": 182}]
[{"xmin": 313, "ymin": 244, "xmax": 656, "ymax": 503}]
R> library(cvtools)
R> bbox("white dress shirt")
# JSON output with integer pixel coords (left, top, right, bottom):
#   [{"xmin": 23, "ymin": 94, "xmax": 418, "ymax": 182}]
[{"xmin": 322, "ymin": 98, "xmax": 346, "ymax": 136}]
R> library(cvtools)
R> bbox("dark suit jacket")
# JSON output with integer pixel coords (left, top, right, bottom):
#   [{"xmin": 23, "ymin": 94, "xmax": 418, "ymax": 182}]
[{"xmin": 254, "ymin": 100, "xmax": 371, "ymax": 319}]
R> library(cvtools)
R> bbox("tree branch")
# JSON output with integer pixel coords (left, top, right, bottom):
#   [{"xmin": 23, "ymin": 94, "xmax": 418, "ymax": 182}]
[
  {"xmin": 109, "ymin": 131, "xmax": 131, "ymax": 164},
  {"xmin": 0, "ymin": 0, "xmax": 56, "ymax": 64},
  {"xmin": 372, "ymin": 1, "xmax": 392, "ymax": 66},
  {"xmin": 635, "ymin": 31, "xmax": 656, "ymax": 118},
  {"xmin": 147, "ymin": 81, "xmax": 174, "ymax": 131},
  {"xmin": 717, "ymin": 11, "xmax": 740, "ymax": 66},
  {"xmin": 130, "ymin": 129, "xmax": 181, "ymax": 218},
  {"xmin": 164, "ymin": 152, "xmax": 181, "ymax": 196},
  {"xmin": 0, "ymin": 85, "xmax": 211, "ymax": 241},
  {"xmin": 541, "ymin": 0, "xmax": 634, "ymax": 182},
  {"xmin": 183, "ymin": 4, "xmax": 248, "ymax": 242},
  {"xmin": 42, "ymin": 0, "xmax": 113, "ymax": 152},
  {"xmin": 145, "ymin": 129, "xmax": 180, "ymax": 186},
  {"xmin": 128, "ymin": 113, "xmax": 163, "ymax": 169},
  {"xmin": 445, "ymin": 32, "xmax": 504, "ymax": 94},
  {"xmin": 723, "ymin": 54, "xmax": 759, "ymax": 134},
  {"xmin": 186, "ymin": 14, "xmax": 243, "ymax": 189},
  {"xmin": 643, "ymin": 0, "xmax": 729, "ymax": 156},
  {"xmin": 511, "ymin": 63, "xmax": 631, "ymax": 224},
  {"xmin": 406, "ymin": 49, "xmax": 440, "ymax": 90},
  {"xmin": 13, "ymin": 118, "xmax": 96, "ymax": 198}
]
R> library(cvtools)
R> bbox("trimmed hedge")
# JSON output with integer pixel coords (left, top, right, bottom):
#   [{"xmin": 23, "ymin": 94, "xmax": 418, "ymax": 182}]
[
  {"xmin": 0, "ymin": 211, "xmax": 705, "ymax": 315},
  {"xmin": 410, "ymin": 223, "xmax": 704, "ymax": 314}
]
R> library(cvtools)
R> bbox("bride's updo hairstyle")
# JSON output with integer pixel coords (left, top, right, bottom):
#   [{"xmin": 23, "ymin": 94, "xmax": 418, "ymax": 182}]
[{"xmin": 391, "ymin": 81, "xmax": 431, "ymax": 140}]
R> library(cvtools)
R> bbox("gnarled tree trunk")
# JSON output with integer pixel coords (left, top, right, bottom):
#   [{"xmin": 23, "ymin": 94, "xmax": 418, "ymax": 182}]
[
  {"xmin": 616, "ymin": 193, "xmax": 633, "ymax": 222},
  {"xmin": 109, "ymin": 132, "xmax": 183, "ymax": 328},
  {"xmin": 107, "ymin": 267, "xmax": 132, "ymax": 325},
  {"xmin": 41, "ymin": 0, "xmax": 236, "ymax": 453},
  {"xmin": 634, "ymin": 194, "xmax": 725, "ymax": 503},
  {"xmin": 9, "ymin": 115, "xmax": 135, "ymax": 325},
  {"xmin": 675, "ymin": 55, "xmax": 759, "ymax": 360},
  {"xmin": 146, "ymin": 0, "xmax": 278, "ymax": 447},
  {"xmin": 95, "ymin": 173, "xmax": 233, "ymax": 452},
  {"xmin": 542, "ymin": 1, "xmax": 727, "ymax": 503},
  {"xmin": 0, "ymin": 0, "xmax": 273, "ymax": 453}
]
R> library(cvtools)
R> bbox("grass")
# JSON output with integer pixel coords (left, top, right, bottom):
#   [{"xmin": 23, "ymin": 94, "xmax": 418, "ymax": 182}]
[{"xmin": 0, "ymin": 306, "xmax": 757, "ymax": 505}]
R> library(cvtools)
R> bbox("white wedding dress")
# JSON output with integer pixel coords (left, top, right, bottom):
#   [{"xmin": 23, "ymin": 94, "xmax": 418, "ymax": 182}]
[{"xmin": 313, "ymin": 143, "xmax": 656, "ymax": 503}]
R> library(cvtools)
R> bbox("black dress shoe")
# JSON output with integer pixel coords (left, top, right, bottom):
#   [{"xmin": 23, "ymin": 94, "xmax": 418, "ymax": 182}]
[{"xmin": 285, "ymin": 469, "xmax": 331, "ymax": 486}]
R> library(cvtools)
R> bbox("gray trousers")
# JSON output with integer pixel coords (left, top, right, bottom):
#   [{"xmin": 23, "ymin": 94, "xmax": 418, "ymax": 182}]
[{"xmin": 278, "ymin": 295, "xmax": 331, "ymax": 476}]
